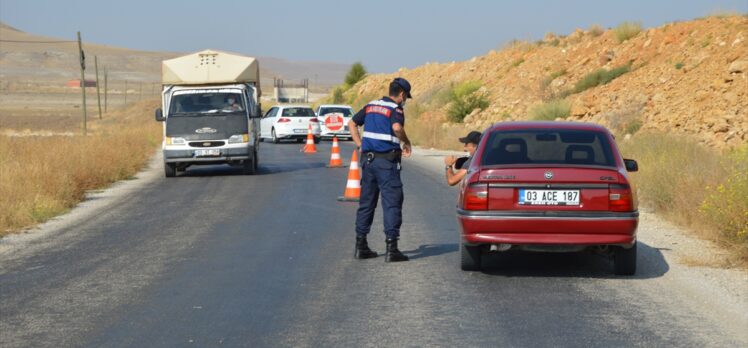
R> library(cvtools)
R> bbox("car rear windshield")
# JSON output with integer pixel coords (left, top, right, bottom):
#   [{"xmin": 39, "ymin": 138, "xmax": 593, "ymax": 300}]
[
  {"xmin": 281, "ymin": 108, "xmax": 315, "ymax": 117},
  {"xmin": 319, "ymin": 107, "xmax": 352, "ymax": 117},
  {"xmin": 481, "ymin": 129, "xmax": 615, "ymax": 167}
]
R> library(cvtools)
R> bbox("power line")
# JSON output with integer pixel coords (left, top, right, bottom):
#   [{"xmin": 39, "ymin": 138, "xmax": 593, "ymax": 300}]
[{"xmin": 0, "ymin": 39, "xmax": 76, "ymax": 43}]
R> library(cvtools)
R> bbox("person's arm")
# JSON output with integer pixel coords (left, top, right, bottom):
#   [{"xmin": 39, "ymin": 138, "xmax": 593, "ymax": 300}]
[
  {"xmin": 349, "ymin": 119, "xmax": 362, "ymax": 149},
  {"xmin": 350, "ymin": 108, "xmax": 366, "ymax": 149},
  {"xmin": 391, "ymin": 108, "xmax": 411, "ymax": 157},
  {"xmin": 444, "ymin": 155, "xmax": 466, "ymax": 186},
  {"xmin": 446, "ymin": 167, "xmax": 468, "ymax": 186}
]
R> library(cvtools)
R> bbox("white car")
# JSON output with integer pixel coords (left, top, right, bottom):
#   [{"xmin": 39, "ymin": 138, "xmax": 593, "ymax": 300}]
[
  {"xmin": 260, "ymin": 105, "xmax": 321, "ymax": 143},
  {"xmin": 316, "ymin": 104, "xmax": 354, "ymax": 140}
]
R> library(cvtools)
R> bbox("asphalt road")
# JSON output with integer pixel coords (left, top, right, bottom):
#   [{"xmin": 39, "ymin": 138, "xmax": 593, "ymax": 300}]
[{"xmin": 1, "ymin": 141, "xmax": 746, "ymax": 347}]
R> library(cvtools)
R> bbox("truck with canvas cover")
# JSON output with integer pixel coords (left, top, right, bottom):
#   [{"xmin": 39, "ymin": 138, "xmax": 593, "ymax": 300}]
[{"xmin": 155, "ymin": 49, "xmax": 262, "ymax": 177}]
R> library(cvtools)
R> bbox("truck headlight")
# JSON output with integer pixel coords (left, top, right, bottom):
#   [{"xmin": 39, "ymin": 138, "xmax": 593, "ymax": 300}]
[
  {"xmin": 228, "ymin": 134, "xmax": 249, "ymax": 143},
  {"xmin": 166, "ymin": 137, "xmax": 186, "ymax": 145}
]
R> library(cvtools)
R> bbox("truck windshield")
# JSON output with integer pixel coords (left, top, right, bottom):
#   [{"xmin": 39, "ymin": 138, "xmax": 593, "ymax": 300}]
[
  {"xmin": 319, "ymin": 107, "xmax": 353, "ymax": 117},
  {"xmin": 281, "ymin": 108, "xmax": 315, "ymax": 117},
  {"xmin": 169, "ymin": 92, "xmax": 245, "ymax": 116}
]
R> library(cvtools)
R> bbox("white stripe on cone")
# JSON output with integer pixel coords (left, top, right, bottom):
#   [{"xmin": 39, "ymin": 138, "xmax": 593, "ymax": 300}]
[
  {"xmin": 349, "ymin": 161, "xmax": 359, "ymax": 170},
  {"xmin": 346, "ymin": 179, "xmax": 361, "ymax": 188},
  {"xmin": 332, "ymin": 153, "xmax": 341, "ymax": 159}
]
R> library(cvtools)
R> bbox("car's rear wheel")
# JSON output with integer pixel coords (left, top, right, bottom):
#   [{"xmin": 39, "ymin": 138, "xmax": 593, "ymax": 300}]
[
  {"xmin": 314, "ymin": 136, "xmax": 320, "ymax": 144},
  {"xmin": 164, "ymin": 162, "xmax": 176, "ymax": 178},
  {"xmin": 272, "ymin": 129, "xmax": 279, "ymax": 144},
  {"xmin": 613, "ymin": 242, "xmax": 637, "ymax": 276},
  {"xmin": 460, "ymin": 244, "xmax": 482, "ymax": 271}
]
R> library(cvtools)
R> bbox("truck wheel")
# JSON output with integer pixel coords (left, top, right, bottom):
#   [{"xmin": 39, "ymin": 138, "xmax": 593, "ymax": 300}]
[
  {"xmin": 242, "ymin": 156, "xmax": 256, "ymax": 175},
  {"xmin": 164, "ymin": 163, "xmax": 176, "ymax": 178},
  {"xmin": 613, "ymin": 242, "xmax": 637, "ymax": 276},
  {"xmin": 314, "ymin": 137, "xmax": 321, "ymax": 144},
  {"xmin": 271, "ymin": 129, "xmax": 279, "ymax": 144},
  {"xmin": 460, "ymin": 244, "xmax": 482, "ymax": 271}
]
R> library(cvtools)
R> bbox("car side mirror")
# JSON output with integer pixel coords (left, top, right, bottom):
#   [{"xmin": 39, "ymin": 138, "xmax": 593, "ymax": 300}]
[
  {"xmin": 155, "ymin": 108, "xmax": 164, "ymax": 122},
  {"xmin": 624, "ymin": 159, "xmax": 638, "ymax": 172}
]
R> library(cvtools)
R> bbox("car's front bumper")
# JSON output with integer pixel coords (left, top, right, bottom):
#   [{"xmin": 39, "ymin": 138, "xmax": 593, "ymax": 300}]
[
  {"xmin": 457, "ymin": 210, "xmax": 638, "ymax": 246},
  {"xmin": 163, "ymin": 143, "xmax": 252, "ymax": 164}
]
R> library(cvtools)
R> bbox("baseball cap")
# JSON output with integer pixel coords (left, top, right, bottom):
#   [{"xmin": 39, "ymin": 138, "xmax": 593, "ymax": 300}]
[
  {"xmin": 459, "ymin": 131, "xmax": 482, "ymax": 145},
  {"xmin": 393, "ymin": 77, "xmax": 412, "ymax": 99}
]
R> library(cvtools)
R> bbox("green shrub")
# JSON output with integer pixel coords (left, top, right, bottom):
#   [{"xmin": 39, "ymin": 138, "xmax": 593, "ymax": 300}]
[
  {"xmin": 675, "ymin": 62, "xmax": 684, "ymax": 69},
  {"xmin": 331, "ymin": 87, "xmax": 345, "ymax": 104},
  {"xmin": 446, "ymin": 81, "xmax": 490, "ymax": 123},
  {"xmin": 541, "ymin": 69, "xmax": 568, "ymax": 87},
  {"xmin": 572, "ymin": 64, "xmax": 631, "ymax": 94},
  {"xmin": 529, "ymin": 99, "xmax": 571, "ymax": 120},
  {"xmin": 613, "ymin": 21, "xmax": 642, "ymax": 43},
  {"xmin": 700, "ymin": 145, "xmax": 748, "ymax": 246},
  {"xmin": 624, "ymin": 118, "xmax": 643, "ymax": 134},
  {"xmin": 344, "ymin": 62, "xmax": 367, "ymax": 87}
]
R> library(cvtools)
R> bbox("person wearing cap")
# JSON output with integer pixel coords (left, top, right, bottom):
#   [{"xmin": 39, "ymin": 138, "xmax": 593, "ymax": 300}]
[
  {"xmin": 444, "ymin": 131, "xmax": 482, "ymax": 186},
  {"xmin": 348, "ymin": 77, "xmax": 413, "ymax": 262}
]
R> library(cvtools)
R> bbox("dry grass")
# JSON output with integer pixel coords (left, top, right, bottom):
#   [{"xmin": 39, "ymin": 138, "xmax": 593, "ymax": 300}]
[
  {"xmin": 613, "ymin": 21, "xmax": 642, "ymax": 43},
  {"xmin": 0, "ymin": 100, "xmax": 161, "ymax": 235},
  {"xmin": 620, "ymin": 133, "xmax": 748, "ymax": 265},
  {"xmin": 407, "ymin": 117, "xmax": 473, "ymax": 151}
]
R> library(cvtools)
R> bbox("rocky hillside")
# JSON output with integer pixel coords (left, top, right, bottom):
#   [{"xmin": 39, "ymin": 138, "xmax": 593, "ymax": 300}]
[{"xmin": 344, "ymin": 16, "xmax": 747, "ymax": 148}]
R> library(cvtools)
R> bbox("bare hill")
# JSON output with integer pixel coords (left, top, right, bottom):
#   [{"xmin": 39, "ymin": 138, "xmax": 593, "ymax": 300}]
[
  {"xmin": 344, "ymin": 16, "xmax": 747, "ymax": 148},
  {"xmin": 0, "ymin": 22, "xmax": 349, "ymax": 89}
]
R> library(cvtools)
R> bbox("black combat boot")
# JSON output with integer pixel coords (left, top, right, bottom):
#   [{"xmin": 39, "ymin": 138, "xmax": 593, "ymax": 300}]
[
  {"xmin": 354, "ymin": 235, "xmax": 378, "ymax": 259},
  {"xmin": 385, "ymin": 238, "xmax": 409, "ymax": 262}
]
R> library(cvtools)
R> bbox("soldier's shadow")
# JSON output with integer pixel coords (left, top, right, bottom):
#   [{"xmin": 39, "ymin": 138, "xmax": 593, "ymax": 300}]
[{"xmin": 403, "ymin": 243, "xmax": 458, "ymax": 260}]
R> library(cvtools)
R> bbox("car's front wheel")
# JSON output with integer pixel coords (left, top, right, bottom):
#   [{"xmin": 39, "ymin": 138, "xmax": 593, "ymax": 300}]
[
  {"xmin": 460, "ymin": 244, "xmax": 482, "ymax": 271},
  {"xmin": 613, "ymin": 242, "xmax": 637, "ymax": 276}
]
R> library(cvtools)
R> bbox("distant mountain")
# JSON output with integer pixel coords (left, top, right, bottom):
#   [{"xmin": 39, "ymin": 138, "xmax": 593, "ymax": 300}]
[{"xmin": 0, "ymin": 22, "xmax": 349, "ymax": 91}]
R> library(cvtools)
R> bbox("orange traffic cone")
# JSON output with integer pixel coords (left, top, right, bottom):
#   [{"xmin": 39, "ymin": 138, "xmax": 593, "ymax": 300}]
[
  {"xmin": 337, "ymin": 150, "xmax": 361, "ymax": 202},
  {"xmin": 302, "ymin": 124, "xmax": 317, "ymax": 153},
  {"xmin": 326, "ymin": 136, "xmax": 344, "ymax": 168}
]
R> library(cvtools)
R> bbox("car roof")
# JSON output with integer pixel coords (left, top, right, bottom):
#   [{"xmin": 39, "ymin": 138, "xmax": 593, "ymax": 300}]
[
  {"xmin": 488, "ymin": 121, "xmax": 611, "ymax": 133},
  {"xmin": 277, "ymin": 105, "xmax": 313, "ymax": 109},
  {"xmin": 318, "ymin": 104, "xmax": 353, "ymax": 108}
]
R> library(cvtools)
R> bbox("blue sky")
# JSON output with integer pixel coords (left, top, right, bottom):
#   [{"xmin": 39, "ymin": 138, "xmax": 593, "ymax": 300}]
[{"xmin": 1, "ymin": 0, "xmax": 745, "ymax": 72}]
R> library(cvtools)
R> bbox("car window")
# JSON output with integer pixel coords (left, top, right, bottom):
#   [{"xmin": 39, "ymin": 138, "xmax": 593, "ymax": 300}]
[
  {"xmin": 481, "ymin": 129, "xmax": 615, "ymax": 167},
  {"xmin": 319, "ymin": 107, "xmax": 353, "ymax": 117},
  {"xmin": 265, "ymin": 107, "xmax": 277, "ymax": 118},
  {"xmin": 281, "ymin": 107, "xmax": 315, "ymax": 117}
]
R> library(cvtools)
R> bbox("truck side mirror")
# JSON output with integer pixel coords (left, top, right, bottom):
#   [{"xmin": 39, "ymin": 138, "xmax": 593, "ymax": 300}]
[
  {"xmin": 155, "ymin": 108, "xmax": 164, "ymax": 122},
  {"xmin": 624, "ymin": 159, "xmax": 638, "ymax": 172}
]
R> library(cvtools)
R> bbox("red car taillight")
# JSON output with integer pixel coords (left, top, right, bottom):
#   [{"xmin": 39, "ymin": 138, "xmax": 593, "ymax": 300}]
[
  {"xmin": 277, "ymin": 118, "xmax": 291, "ymax": 123},
  {"xmin": 309, "ymin": 118, "xmax": 319, "ymax": 123},
  {"xmin": 464, "ymin": 183, "xmax": 488, "ymax": 210},
  {"xmin": 609, "ymin": 184, "xmax": 635, "ymax": 212}
]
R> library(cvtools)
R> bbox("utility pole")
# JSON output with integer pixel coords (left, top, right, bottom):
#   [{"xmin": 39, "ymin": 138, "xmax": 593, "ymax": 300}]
[
  {"xmin": 104, "ymin": 69, "xmax": 108, "ymax": 112},
  {"xmin": 77, "ymin": 31, "xmax": 87, "ymax": 135},
  {"xmin": 124, "ymin": 80, "xmax": 128, "ymax": 105},
  {"xmin": 95, "ymin": 55, "xmax": 102, "ymax": 119}
]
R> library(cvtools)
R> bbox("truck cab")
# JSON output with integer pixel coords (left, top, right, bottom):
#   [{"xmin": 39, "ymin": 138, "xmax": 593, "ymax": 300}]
[{"xmin": 155, "ymin": 50, "xmax": 262, "ymax": 177}]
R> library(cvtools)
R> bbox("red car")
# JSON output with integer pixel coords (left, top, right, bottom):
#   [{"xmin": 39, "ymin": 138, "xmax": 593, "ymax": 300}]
[{"xmin": 457, "ymin": 122, "xmax": 639, "ymax": 275}]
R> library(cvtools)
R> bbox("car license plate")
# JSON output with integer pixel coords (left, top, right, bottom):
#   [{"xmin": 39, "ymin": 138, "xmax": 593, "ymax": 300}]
[
  {"xmin": 294, "ymin": 129, "xmax": 307, "ymax": 134},
  {"xmin": 195, "ymin": 149, "xmax": 220, "ymax": 157},
  {"xmin": 519, "ymin": 189, "xmax": 580, "ymax": 206}
]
